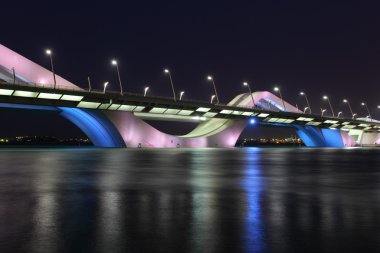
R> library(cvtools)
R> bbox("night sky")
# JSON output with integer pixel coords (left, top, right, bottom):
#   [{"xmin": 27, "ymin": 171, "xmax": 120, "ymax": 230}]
[{"xmin": 1, "ymin": 1, "xmax": 380, "ymax": 138}]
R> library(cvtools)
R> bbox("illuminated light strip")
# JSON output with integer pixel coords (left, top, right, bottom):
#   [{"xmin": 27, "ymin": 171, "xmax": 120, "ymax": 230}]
[
  {"xmin": 150, "ymin": 107, "xmax": 167, "ymax": 113},
  {"xmin": 242, "ymin": 112, "xmax": 254, "ymax": 116},
  {"xmin": 61, "ymin": 95, "xmax": 83, "ymax": 101},
  {"xmin": 0, "ymin": 89, "xmax": 14, "ymax": 96},
  {"xmin": 38, "ymin": 93, "xmax": 62, "ymax": 99},
  {"xmin": 134, "ymin": 112, "xmax": 206, "ymax": 122},
  {"xmin": 98, "ymin": 104, "xmax": 111, "ymax": 109},
  {"xmin": 108, "ymin": 104, "xmax": 122, "ymax": 110},
  {"xmin": 359, "ymin": 124, "xmax": 370, "ymax": 127},
  {"xmin": 203, "ymin": 112, "xmax": 217, "ymax": 117},
  {"xmin": 77, "ymin": 101, "xmax": 101, "ymax": 109},
  {"xmin": 220, "ymin": 110, "xmax": 233, "ymax": 114},
  {"xmin": 329, "ymin": 124, "xmax": 340, "ymax": 128},
  {"xmin": 306, "ymin": 122, "xmax": 322, "ymax": 126},
  {"xmin": 133, "ymin": 106, "xmax": 145, "ymax": 112},
  {"xmin": 118, "ymin": 105, "xmax": 136, "ymax": 111},
  {"xmin": 164, "ymin": 109, "xmax": 181, "ymax": 114},
  {"xmin": 324, "ymin": 120, "xmax": 339, "ymax": 124},
  {"xmin": 191, "ymin": 116, "xmax": 207, "ymax": 121},
  {"xmin": 196, "ymin": 107, "xmax": 211, "ymax": 112},
  {"xmin": 13, "ymin": 90, "xmax": 38, "ymax": 97},
  {"xmin": 178, "ymin": 110, "xmax": 193, "ymax": 116},
  {"xmin": 258, "ymin": 113, "xmax": 269, "ymax": 117},
  {"xmin": 232, "ymin": 111, "xmax": 243, "ymax": 115},
  {"xmin": 296, "ymin": 117, "xmax": 314, "ymax": 121}
]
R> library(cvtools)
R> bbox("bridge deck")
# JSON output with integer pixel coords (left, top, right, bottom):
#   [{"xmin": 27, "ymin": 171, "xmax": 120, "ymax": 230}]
[{"xmin": 0, "ymin": 82, "xmax": 379, "ymax": 132}]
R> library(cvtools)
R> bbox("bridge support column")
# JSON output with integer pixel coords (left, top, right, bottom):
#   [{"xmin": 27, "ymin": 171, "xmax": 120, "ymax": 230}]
[{"xmin": 295, "ymin": 126, "xmax": 345, "ymax": 147}]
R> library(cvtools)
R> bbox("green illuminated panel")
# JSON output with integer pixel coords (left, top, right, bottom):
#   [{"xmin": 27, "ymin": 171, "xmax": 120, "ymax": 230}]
[
  {"xmin": 232, "ymin": 111, "xmax": 243, "ymax": 115},
  {"xmin": 203, "ymin": 112, "xmax": 217, "ymax": 117},
  {"xmin": 0, "ymin": 89, "xmax": 14, "ymax": 96},
  {"xmin": 220, "ymin": 110, "xmax": 233, "ymax": 114},
  {"xmin": 77, "ymin": 101, "xmax": 101, "ymax": 109},
  {"xmin": 258, "ymin": 113, "xmax": 269, "ymax": 117},
  {"xmin": 150, "ymin": 107, "xmax": 167, "ymax": 113},
  {"xmin": 178, "ymin": 110, "xmax": 193, "ymax": 116},
  {"xmin": 133, "ymin": 106, "xmax": 145, "ymax": 112},
  {"xmin": 38, "ymin": 93, "xmax": 62, "ymax": 99},
  {"xmin": 61, "ymin": 95, "xmax": 83, "ymax": 101},
  {"xmin": 98, "ymin": 104, "xmax": 111, "ymax": 109},
  {"xmin": 306, "ymin": 121, "xmax": 321, "ymax": 126},
  {"xmin": 196, "ymin": 107, "xmax": 211, "ymax": 112},
  {"xmin": 108, "ymin": 104, "xmax": 122, "ymax": 110},
  {"xmin": 324, "ymin": 120, "xmax": 339, "ymax": 124},
  {"xmin": 13, "ymin": 90, "xmax": 38, "ymax": 98},
  {"xmin": 164, "ymin": 109, "xmax": 181, "ymax": 114},
  {"xmin": 118, "ymin": 105, "xmax": 136, "ymax": 111},
  {"xmin": 296, "ymin": 117, "xmax": 314, "ymax": 122}
]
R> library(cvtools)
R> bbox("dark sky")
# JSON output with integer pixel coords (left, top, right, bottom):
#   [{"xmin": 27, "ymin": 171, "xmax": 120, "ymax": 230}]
[{"xmin": 1, "ymin": 0, "xmax": 380, "ymax": 138}]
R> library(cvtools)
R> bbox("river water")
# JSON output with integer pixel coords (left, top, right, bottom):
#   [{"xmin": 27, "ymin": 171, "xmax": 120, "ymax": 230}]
[{"xmin": 0, "ymin": 147, "xmax": 380, "ymax": 253}]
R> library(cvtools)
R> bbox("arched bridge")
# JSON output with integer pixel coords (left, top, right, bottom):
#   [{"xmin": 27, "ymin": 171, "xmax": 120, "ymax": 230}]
[{"xmin": 1, "ymin": 44, "xmax": 379, "ymax": 148}]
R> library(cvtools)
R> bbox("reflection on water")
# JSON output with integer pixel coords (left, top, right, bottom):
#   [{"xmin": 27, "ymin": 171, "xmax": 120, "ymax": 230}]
[{"xmin": 0, "ymin": 148, "xmax": 380, "ymax": 252}]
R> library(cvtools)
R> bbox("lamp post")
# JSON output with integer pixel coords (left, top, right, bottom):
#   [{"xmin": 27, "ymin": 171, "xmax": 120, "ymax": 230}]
[
  {"xmin": 144, "ymin": 86, "xmax": 149, "ymax": 97},
  {"xmin": 361, "ymin": 102, "xmax": 372, "ymax": 121},
  {"xmin": 87, "ymin": 76, "xmax": 92, "ymax": 92},
  {"xmin": 321, "ymin": 108, "xmax": 327, "ymax": 117},
  {"xmin": 343, "ymin": 99, "xmax": 355, "ymax": 119},
  {"xmin": 337, "ymin": 111, "xmax": 342, "ymax": 118},
  {"xmin": 45, "ymin": 49, "xmax": 56, "ymax": 89},
  {"xmin": 179, "ymin": 91, "xmax": 185, "ymax": 101},
  {"xmin": 303, "ymin": 107, "xmax": 309, "ymax": 113},
  {"xmin": 211, "ymin": 95, "xmax": 216, "ymax": 104},
  {"xmin": 274, "ymin": 86, "xmax": 286, "ymax": 111},
  {"xmin": 207, "ymin": 75, "xmax": 220, "ymax": 104},
  {"xmin": 164, "ymin": 69, "xmax": 176, "ymax": 101},
  {"xmin": 353, "ymin": 113, "xmax": 357, "ymax": 120},
  {"xmin": 243, "ymin": 82, "xmax": 255, "ymax": 108},
  {"xmin": 111, "ymin": 60, "xmax": 123, "ymax": 95},
  {"xmin": 300, "ymin": 91, "xmax": 311, "ymax": 114},
  {"xmin": 103, "ymin": 82, "xmax": 109, "ymax": 93},
  {"xmin": 323, "ymin": 96, "xmax": 335, "ymax": 117}
]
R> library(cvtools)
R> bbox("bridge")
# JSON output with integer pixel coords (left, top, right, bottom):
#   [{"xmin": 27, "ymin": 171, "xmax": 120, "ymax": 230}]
[{"xmin": 1, "ymin": 43, "xmax": 379, "ymax": 148}]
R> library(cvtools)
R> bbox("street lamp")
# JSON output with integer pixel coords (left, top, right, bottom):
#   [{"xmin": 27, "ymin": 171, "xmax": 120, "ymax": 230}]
[
  {"xmin": 300, "ymin": 91, "xmax": 311, "ymax": 114},
  {"xmin": 323, "ymin": 95, "xmax": 335, "ymax": 117},
  {"xmin": 274, "ymin": 86, "xmax": 286, "ymax": 111},
  {"xmin": 111, "ymin": 60, "xmax": 123, "ymax": 95},
  {"xmin": 303, "ymin": 107, "xmax": 309, "ymax": 113},
  {"xmin": 361, "ymin": 102, "xmax": 372, "ymax": 121},
  {"xmin": 337, "ymin": 111, "xmax": 343, "ymax": 118},
  {"xmin": 179, "ymin": 91, "xmax": 185, "ymax": 101},
  {"xmin": 321, "ymin": 108, "xmax": 327, "ymax": 117},
  {"xmin": 164, "ymin": 69, "xmax": 176, "ymax": 101},
  {"xmin": 103, "ymin": 82, "xmax": 109, "ymax": 93},
  {"xmin": 343, "ymin": 99, "xmax": 355, "ymax": 119},
  {"xmin": 207, "ymin": 75, "xmax": 220, "ymax": 104},
  {"xmin": 45, "ymin": 49, "xmax": 56, "ymax": 89},
  {"xmin": 144, "ymin": 86, "xmax": 149, "ymax": 97},
  {"xmin": 243, "ymin": 82, "xmax": 255, "ymax": 108},
  {"xmin": 210, "ymin": 94, "xmax": 216, "ymax": 104}
]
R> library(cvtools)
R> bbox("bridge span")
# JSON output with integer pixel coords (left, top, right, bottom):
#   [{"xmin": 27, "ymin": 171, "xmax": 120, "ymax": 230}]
[{"xmin": 1, "ymin": 43, "xmax": 379, "ymax": 148}]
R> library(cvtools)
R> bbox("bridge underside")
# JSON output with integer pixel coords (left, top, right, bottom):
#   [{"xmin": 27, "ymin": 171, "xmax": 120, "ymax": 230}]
[{"xmin": 0, "ymin": 102, "xmax": 360, "ymax": 148}]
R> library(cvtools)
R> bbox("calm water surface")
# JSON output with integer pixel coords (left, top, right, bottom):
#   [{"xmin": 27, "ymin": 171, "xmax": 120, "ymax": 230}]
[{"xmin": 0, "ymin": 147, "xmax": 380, "ymax": 253}]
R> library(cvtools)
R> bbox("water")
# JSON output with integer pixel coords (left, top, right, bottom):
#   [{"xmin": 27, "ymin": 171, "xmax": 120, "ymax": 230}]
[{"xmin": 0, "ymin": 147, "xmax": 380, "ymax": 253}]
